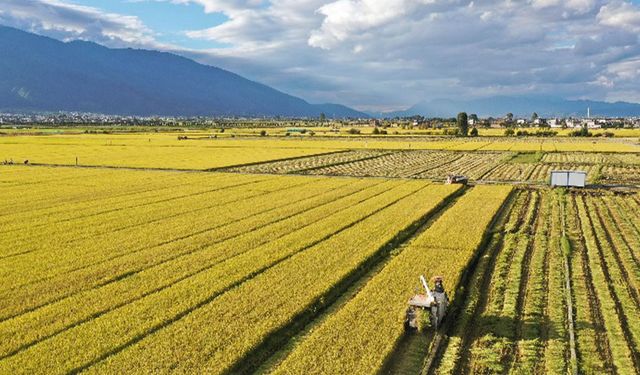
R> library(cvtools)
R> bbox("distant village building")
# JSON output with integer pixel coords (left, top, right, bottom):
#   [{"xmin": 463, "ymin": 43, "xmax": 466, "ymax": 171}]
[
  {"xmin": 565, "ymin": 119, "xmax": 580, "ymax": 128},
  {"xmin": 533, "ymin": 118, "xmax": 545, "ymax": 126},
  {"xmin": 582, "ymin": 119, "xmax": 600, "ymax": 129},
  {"xmin": 548, "ymin": 119, "xmax": 562, "ymax": 128}
]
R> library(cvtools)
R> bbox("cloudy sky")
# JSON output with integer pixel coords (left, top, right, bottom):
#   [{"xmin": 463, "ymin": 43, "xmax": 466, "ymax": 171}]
[{"xmin": 2, "ymin": 0, "xmax": 640, "ymax": 112}]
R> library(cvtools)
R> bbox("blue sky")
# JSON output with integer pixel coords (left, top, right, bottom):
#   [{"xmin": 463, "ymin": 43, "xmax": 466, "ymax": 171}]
[
  {"xmin": 71, "ymin": 0, "xmax": 229, "ymax": 49},
  {"xmin": 2, "ymin": 0, "xmax": 640, "ymax": 111}
]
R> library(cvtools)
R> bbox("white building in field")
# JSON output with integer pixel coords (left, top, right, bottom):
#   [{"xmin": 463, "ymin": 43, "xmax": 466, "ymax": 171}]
[{"xmin": 550, "ymin": 170, "xmax": 587, "ymax": 188}]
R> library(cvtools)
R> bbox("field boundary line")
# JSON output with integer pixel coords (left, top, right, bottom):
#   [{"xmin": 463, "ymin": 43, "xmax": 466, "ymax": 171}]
[
  {"xmin": 570, "ymin": 195, "xmax": 616, "ymax": 372},
  {"xmin": 0, "ymin": 182, "xmax": 394, "ymax": 360},
  {"xmin": 581, "ymin": 195, "xmax": 640, "ymax": 371},
  {"xmin": 292, "ymin": 151, "xmax": 395, "ymax": 174},
  {"xmin": 68, "ymin": 182, "xmax": 432, "ymax": 374},
  {"xmin": 0, "ymin": 178, "xmax": 315, "ymax": 261},
  {"xmin": 225, "ymin": 183, "xmax": 464, "ymax": 374},
  {"xmin": 258, "ymin": 185, "xmax": 468, "ymax": 374},
  {"xmin": 421, "ymin": 187, "xmax": 518, "ymax": 375},
  {"xmin": 560, "ymin": 193, "xmax": 579, "ymax": 375},
  {"xmin": 505, "ymin": 190, "xmax": 541, "ymax": 373},
  {"xmin": 0, "ymin": 179, "xmax": 364, "ymax": 322},
  {"xmin": 208, "ymin": 149, "xmax": 348, "ymax": 171},
  {"xmin": 0, "ymin": 176, "xmax": 270, "ymax": 236},
  {"xmin": 591, "ymin": 200, "xmax": 640, "ymax": 311}
]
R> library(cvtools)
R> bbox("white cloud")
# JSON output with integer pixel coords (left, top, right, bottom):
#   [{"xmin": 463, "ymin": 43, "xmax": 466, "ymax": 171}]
[
  {"xmin": 598, "ymin": 0, "xmax": 640, "ymax": 31},
  {"xmin": 0, "ymin": 0, "xmax": 161, "ymax": 47}
]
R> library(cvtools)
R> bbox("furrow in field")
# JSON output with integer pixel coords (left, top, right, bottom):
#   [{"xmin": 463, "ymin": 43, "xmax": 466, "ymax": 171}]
[
  {"xmin": 0, "ymin": 173, "xmax": 265, "ymax": 233},
  {"xmin": 0, "ymin": 169, "xmax": 198, "ymax": 215},
  {"xmin": 271, "ymin": 186, "xmax": 512, "ymax": 375},
  {"xmin": 588, "ymin": 199, "xmax": 640, "ymax": 351},
  {"xmin": 436, "ymin": 190, "xmax": 528, "ymax": 375},
  {"xmin": 465, "ymin": 190, "xmax": 538, "ymax": 373},
  {"xmin": 509, "ymin": 191, "xmax": 551, "ymax": 374},
  {"xmin": 0, "ymin": 178, "xmax": 363, "ymax": 320},
  {"xmin": 0, "ymin": 179, "xmax": 393, "ymax": 359},
  {"xmin": 542, "ymin": 192, "xmax": 569, "ymax": 374},
  {"xmin": 0, "ymin": 175, "xmax": 308, "ymax": 259},
  {"xmin": 567, "ymin": 195, "xmax": 613, "ymax": 374},
  {"xmin": 0, "ymin": 182, "xmax": 451, "ymax": 374},
  {"xmin": 576, "ymin": 195, "xmax": 638, "ymax": 374},
  {"xmin": 0, "ymin": 177, "xmax": 316, "ymax": 283}
]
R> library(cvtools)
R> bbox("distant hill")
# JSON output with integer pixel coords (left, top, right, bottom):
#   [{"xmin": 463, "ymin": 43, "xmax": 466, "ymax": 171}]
[
  {"xmin": 0, "ymin": 26, "xmax": 366, "ymax": 118},
  {"xmin": 383, "ymin": 96, "xmax": 640, "ymax": 118}
]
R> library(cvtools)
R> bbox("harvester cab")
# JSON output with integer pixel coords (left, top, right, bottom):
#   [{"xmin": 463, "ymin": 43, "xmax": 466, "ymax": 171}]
[
  {"xmin": 405, "ymin": 275, "xmax": 449, "ymax": 331},
  {"xmin": 446, "ymin": 174, "xmax": 468, "ymax": 185}
]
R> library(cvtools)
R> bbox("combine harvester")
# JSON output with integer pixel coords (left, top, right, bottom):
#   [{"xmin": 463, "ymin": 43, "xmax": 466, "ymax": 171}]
[
  {"xmin": 405, "ymin": 275, "xmax": 448, "ymax": 331},
  {"xmin": 445, "ymin": 174, "xmax": 468, "ymax": 185}
]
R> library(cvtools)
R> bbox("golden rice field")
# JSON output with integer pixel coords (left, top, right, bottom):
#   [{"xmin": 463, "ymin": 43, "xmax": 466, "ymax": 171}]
[
  {"xmin": 1, "ymin": 130, "xmax": 639, "ymax": 374},
  {"xmin": 226, "ymin": 149, "xmax": 640, "ymax": 186},
  {"xmin": 0, "ymin": 166, "xmax": 465, "ymax": 374},
  {"xmin": 4, "ymin": 125, "xmax": 640, "ymax": 138},
  {"xmin": 1, "ymin": 132, "xmax": 638, "ymax": 171}
]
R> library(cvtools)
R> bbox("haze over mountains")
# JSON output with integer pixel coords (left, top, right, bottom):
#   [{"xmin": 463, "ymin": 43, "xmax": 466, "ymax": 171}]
[
  {"xmin": 384, "ymin": 97, "xmax": 640, "ymax": 119},
  {"xmin": 0, "ymin": 26, "xmax": 366, "ymax": 118}
]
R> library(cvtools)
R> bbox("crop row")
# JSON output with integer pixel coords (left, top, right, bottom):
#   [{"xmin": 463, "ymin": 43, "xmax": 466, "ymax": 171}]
[
  {"xmin": 542, "ymin": 152, "xmax": 640, "ymax": 165},
  {"xmin": 435, "ymin": 189, "xmax": 640, "ymax": 374},
  {"xmin": 463, "ymin": 190, "xmax": 544, "ymax": 373},
  {"xmin": 484, "ymin": 162, "xmax": 640, "ymax": 185},
  {"xmin": 0, "ymin": 142, "xmax": 337, "ymax": 170},
  {"xmin": 0, "ymin": 167, "xmax": 263, "ymax": 217},
  {"xmin": 0, "ymin": 182, "xmax": 458, "ymax": 374},
  {"xmin": 3, "ymin": 134, "xmax": 639, "ymax": 160},
  {"xmin": 574, "ymin": 195, "xmax": 639, "ymax": 374},
  {"xmin": 0, "ymin": 175, "xmax": 319, "ymax": 285},
  {"xmin": 223, "ymin": 149, "xmax": 640, "ymax": 185},
  {"xmin": 434, "ymin": 189, "xmax": 570, "ymax": 373},
  {"xmin": 0, "ymin": 179, "xmax": 407, "ymax": 361},
  {"xmin": 222, "ymin": 150, "xmax": 387, "ymax": 174},
  {"xmin": 272, "ymin": 185, "xmax": 513, "ymax": 374},
  {"xmin": 413, "ymin": 152, "xmax": 510, "ymax": 180},
  {"xmin": 0, "ymin": 167, "xmax": 209, "ymax": 216},
  {"xmin": 228, "ymin": 150, "xmax": 512, "ymax": 180},
  {"xmin": 0, "ymin": 177, "xmax": 386, "ymax": 320},
  {"xmin": 435, "ymin": 190, "xmax": 533, "ymax": 374},
  {"xmin": 0, "ymin": 172, "xmax": 268, "ymax": 241},
  {"xmin": 600, "ymin": 165, "xmax": 640, "ymax": 184},
  {"xmin": 305, "ymin": 151, "xmax": 510, "ymax": 180},
  {"xmin": 305, "ymin": 150, "xmax": 464, "ymax": 177}
]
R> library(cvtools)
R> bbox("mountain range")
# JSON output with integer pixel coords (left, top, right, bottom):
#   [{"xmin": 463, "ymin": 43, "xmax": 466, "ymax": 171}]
[
  {"xmin": 3, "ymin": 25, "xmax": 640, "ymax": 119},
  {"xmin": 383, "ymin": 96, "xmax": 640, "ymax": 118},
  {"xmin": 0, "ymin": 26, "xmax": 366, "ymax": 118}
]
